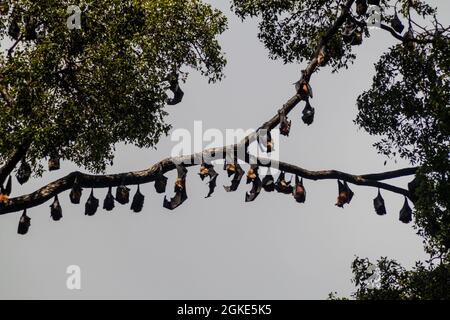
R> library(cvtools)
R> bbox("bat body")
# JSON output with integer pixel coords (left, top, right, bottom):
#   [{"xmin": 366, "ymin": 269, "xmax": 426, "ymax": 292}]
[
  {"xmin": 199, "ymin": 163, "xmax": 219, "ymax": 198},
  {"xmin": 130, "ymin": 186, "xmax": 145, "ymax": 213},
  {"xmin": 16, "ymin": 160, "xmax": 31, "ymax": 185},
  {"xmin": 245, "ymin": 176, "xmax": 262, "ymax": 202},
  {"xmin": 399, "ymin": 197, "xmax": 412, "ymax": 223},
  {"xmin": 116, "ymin": 185, "xmax": 130, "ymax": 204},
  {"xmin": 262, "ymin": 171, "xmax": 275, "ymax": 192},
  {"xmin": 302, "ymin": 101, "xmax": 315, "ymax": 125},
  {"xmin": 224, "ymin": 163, "xmax": 244, "ymax": 192},
  {"xmin": 293, "ymin": 176, "xmax": 306, "ymax": 203},
  {"xmin": 85, "ymin": 190, "xmax": 99, "ymax": 216},
  {"xmin": 335, "ymin": 180, "xmax": 354, "ymax": 208},
  {"xmin": 103, "ymin": 186, "xmax": 115, "ymax": 211},
  {"xmin": 275, "ymin": 171, "xmax": 293, "ymax": 194},
  {"xmin": 17, "ymin": 210, "xmax": 31, "ymax": 235},
  {"xmin": 163, "ymin": 164, "xmax": 188, "ymax": 210},
  {"xmin": 167, "ymin": 76, "xmax": 184, "ymax": 105},
  {"xmin": 69, "ymin": 180, "xmax": 83, "ymax": 204},
  {"xmin": 50, "ymin": 195, "xmax": 63, "ymax": 221},
  {"xmin": 373, "ymin": 189, "xmax": 386, "ymax": 215}
]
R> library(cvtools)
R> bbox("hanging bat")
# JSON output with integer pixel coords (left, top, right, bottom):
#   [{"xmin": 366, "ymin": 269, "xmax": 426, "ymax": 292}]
[
  {"xmin": 154, "ymin": 166, "xmax": 168, "ymax": 194},
  {"xmin": 199, "ymin": 163, "xmax": 219, "ymax": 198},
  {"xmin": 48, "ymin": 157, "xmax": 60, "ymax": 171},
  {"xmin": 17, "ymin": 210, "xmax": 31, "ymax": 235},
  {"xmin": 261, "ymin": 169, "xmax": 275, "ymax": 192},
  {"xmin": 399, "ymin": 197, "xmax": 412, "ymax": 224},
  {"xmin": 85, "ymin": 189, "xmax": 99, "ymax": 216},
  {"xmin": 167, "ymin": 75, "xmax": 184, "ymax": 105},
  {"xmin": 278, "ymin": 110, "xmax": 292, "ymax": 136},
  {"xmin": 224, "ymin": 163, "xmax": 244, "ymax": 192},
  {"xmin": 335, "ymin": 180, "xmax": 354, "ymax": 207},
  {"xmin": 50, "ymin": 195, "xmax": 63, "ymax": 221},
  {"xmin": 351, "ymin": 28, "xmax": 363, "ymax": 46},
  {"xmin": 294, "ymin": 79, "xmax": 313, "ymax": 99},
  {"xmin": 302, "ymin": 101, "xmax": 315, "ymax": 126},
  {"xmin": 69, "ymin": 178, "xmax": 83, "ymax": 204},
  {"xmin": 275, "ymin": 171, "xmax": 293, "ymax": 194},
  {"xmin": 407, "ymin": 177, "xmax": 418, "ymax": 203},
  {"xmin": 1, "ymin": 175, "xmax": 12, "ymax": 196},
  {"xmin": 391, "ymin": 13, "xmax": 405, "ymax": 34},
  {"xmin": 16, "ymin": 159, "xmax": 31, "ymax": 185},
  {"xmin": 403, "ymin": 28, "xmax": 415, "ymax": 50},
  {"xmin": 356, "ymin": 0, "xmax": 368, "ymax": 16},
  {"xmin": 116, "ymin": 184, "xmax": 130, "ymax": 204},
  {"xmin": 245, "ymin": 175, "xmax": 262, "ymax": 202},
  {"xmin": 373, "ymin": 189, "xmax": 386, "ymax": 215},
  {"xmin": 163, "ymin": 164, "xmax": 188, "ymax": 210},
  {"xmin": 130, "ymin": 185, "xmax": 145, "ymax": 213},
  {"xmin": 293, "ymin": 175, "xmax": 306, "ymax": 203},
  {"xmin": 103, "ymin": 186, "xmax": 115, "ymax": 211}
]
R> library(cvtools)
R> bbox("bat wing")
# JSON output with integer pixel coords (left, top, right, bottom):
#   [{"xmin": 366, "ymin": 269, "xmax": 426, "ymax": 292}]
[
  {"xmin": 163, "ymin": 189, "xmax": 188, "ymax": 210},
  {"xmin": 167, "ymin": 80, "xmax": 184, "ymax": 105},
  {"xmin": 224, "ymin": 164, "xmax": 244, "ymax": 192},
  {"xmin": 245, "ymin": 176, "xmax": 262, "ymax": 202}
]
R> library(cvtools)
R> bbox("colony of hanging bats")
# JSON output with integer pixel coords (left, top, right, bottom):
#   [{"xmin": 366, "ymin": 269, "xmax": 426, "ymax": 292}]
[{"xmin": 0, "ymin": 0, "xmax": 417, "ymax": 235}]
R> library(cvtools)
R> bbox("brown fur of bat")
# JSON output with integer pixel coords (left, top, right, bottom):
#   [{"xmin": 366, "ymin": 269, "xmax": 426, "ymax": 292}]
[
  {"xmin": 48, "ymin": 157, "xmax": 60, "ymax": 171},
  {"xmin": 50, "ymin": 195, "xmax": 63, "ymax": 221},
  {"xmin": 17, "ymin": 210, "xmax": 31, "ymax": 235},
  {"xmin": 293, "ymin": 176, "xmax": 306, "ymax": 203},
  {"xmin": 116, "ymin": 185, "xmax": 130, "ymax": 204}
]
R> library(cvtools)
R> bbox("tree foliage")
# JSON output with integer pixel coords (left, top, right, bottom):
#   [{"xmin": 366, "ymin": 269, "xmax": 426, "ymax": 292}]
[
  {"xmin": 233, "ymin": 0, "xmax": 449, "ymax": 299},
  {"xmin": 0, "ymin": 0, "xmax": 227, "ymax": 173}
]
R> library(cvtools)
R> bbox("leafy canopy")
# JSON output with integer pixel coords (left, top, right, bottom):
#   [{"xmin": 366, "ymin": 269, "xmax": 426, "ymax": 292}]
[{"xmin": 0, "ymin": 0, "xmax": 227, "ymax": 173}]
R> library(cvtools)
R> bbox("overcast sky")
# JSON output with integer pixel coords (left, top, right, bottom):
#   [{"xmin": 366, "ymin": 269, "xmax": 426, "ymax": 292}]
[{"xmin": 1, "ymin": 1, "xmax": 448, "ymax": 299}]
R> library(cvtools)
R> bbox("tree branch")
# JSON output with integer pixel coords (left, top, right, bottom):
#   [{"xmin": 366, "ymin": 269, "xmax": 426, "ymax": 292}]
[{"xmin": 0, "ymin": 0, "xmax": 418, "ymax": 215}]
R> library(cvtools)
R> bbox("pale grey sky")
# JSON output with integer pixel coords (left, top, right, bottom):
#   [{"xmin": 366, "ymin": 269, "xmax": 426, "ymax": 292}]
[{"xmin": 1, "ymin": 1, "xmax": 448, "ymax": 299}]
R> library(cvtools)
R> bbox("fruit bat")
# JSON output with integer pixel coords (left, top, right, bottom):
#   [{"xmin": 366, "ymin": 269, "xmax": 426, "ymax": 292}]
[
  {"xmin": 342, "ymin": 21, "xmax": 356, "ymax": 44},
  {"xmin": 261, "ymin": 169, "xmax": 275, "ymax": 192},
  {"xmin": 8, "ymin": 14, "xmax": 20, "ymax": 40},
  {"xmin": 373, "ymin": 189, "xmax": 386, "ymax": 215},
  {"xmin": 167, "ymin": 75, "xmax": 184, "ymax": 105},
  {"xmin": 198, "ymin": 163, "xmax": 219, "ymax": 198},
  {"xmin": 279, "ymin": 111, "xmax": 292, "ymax": 137},
  {"xmin": 295, "ymin": 79, "xmax": 313, "ymax": 99},
  {"xmin": 391, "ymin": 13, "xmax": 405, "ymax": 34},
  {"xmin": 335, "ymin": 180, "xmax": 354, "ymax": 208},
  {"xmin": 224, "ymin": 162, "xmax": 244, "ymax": 192},
  {"xmin": 130, "ymin": 185, "xmax": 145, "ymax": 213},
  {"xmin": 103, "ymin": 186, "xmax": 115, "ymax": 211},
  {"xmin": 17, "ymin": 210, "xmax": 31, "ymax": 235},
  {"xmin": 275, "ymin": 171, "xmax": 293, "ymax": 194},
  {"xmin": 317, "ymin": 48, "xmax": 328, "ymax": 66},
  {"xmin": 50, "ymin": 195, "xmax": 63, "ymax": 221},
  {"xmin": 245, "ymin": 175, "xmax": 262, "ymax": 202},
  {"xmin": 24, "ymin": 15, "xmax": 37, "ymax": 40},
  {"xmin": 1, "ymin": 175, "xmax": 12, "ymax": 196},
  {"xmin": 351, "ymin": 28, "xmax": 363, "ymax": 46},
  {"xmin": 116, "ymin": 184, "xmax": 130, "ymax": 205},
  {"xmin": 16, "ymin": 159, "xmax": 31, "ymax": 185},
  {"xmin": 154, "ymin": 167, "xmax": 168, "ymax": 194},
  {"xmin": 163, "ymin": 164, "xmax": 188, "ymax": 210},
  {"xmin": 48, "ymin": 157, "xmax": 60, "ymax": 171},
  {"xmin": 85, "ymin": 189, "xmax": 99, "ymax": 216},
  {"xmin": 356, "ymin": 0, "xmax": 368, "ymax": 16},
  {"xmin": 403, "ymin": 28, "xmax": 415, "ymax": 50},
  {"xmin": 69, "ymin": 178, "xmax": 83, "ymax": 204},
  {"xmin": 293, "ymin": 176, "xmax": 306, "ymax": 203},
  {"xmin": 302, "ymin": 101, "xmax": 315, "ymax": 126},
  {"xmin": 399, "ymin": 197, "xmax": 413, "ymax": 223}
]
